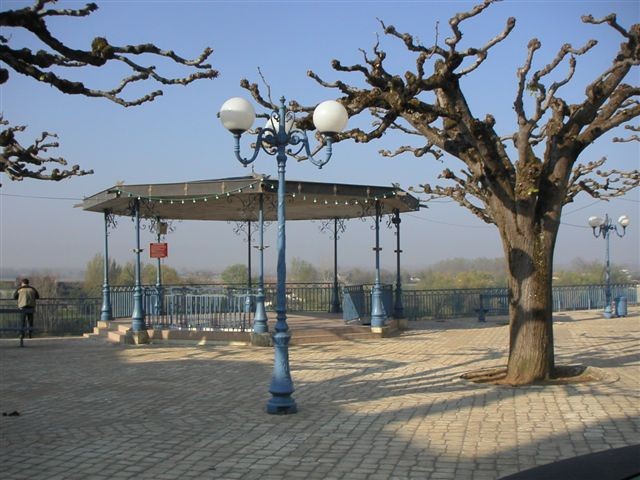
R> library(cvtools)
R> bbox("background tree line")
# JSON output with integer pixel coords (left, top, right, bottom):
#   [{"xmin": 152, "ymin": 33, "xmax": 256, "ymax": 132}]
[
  {"xmin": 82, "ymin": 254, "xmax": 182, "ymax": 296},
  {"xmin": 217, "ymin": 256, "xmax": 635, "ymax": 289},
  {"xmin": 1, "ymin": 255, "xmax": 635, "ymax": 300}
]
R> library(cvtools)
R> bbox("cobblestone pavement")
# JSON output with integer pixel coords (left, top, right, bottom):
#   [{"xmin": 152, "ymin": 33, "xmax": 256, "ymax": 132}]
[{"xmin": 1, "ymin": 310, "xmax": 638, "ymax": 480}]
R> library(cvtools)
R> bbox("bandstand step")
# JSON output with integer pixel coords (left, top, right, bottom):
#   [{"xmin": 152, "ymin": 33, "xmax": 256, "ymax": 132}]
[{"xmin": 86, "ymin": 316, "xmax": 396, "ymax": 346}]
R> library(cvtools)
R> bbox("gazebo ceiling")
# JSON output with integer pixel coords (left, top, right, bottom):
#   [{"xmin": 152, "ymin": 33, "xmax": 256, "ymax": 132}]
[{"xmin": 79, "ymin": 174, "xmax": 422, "ymax": 222}]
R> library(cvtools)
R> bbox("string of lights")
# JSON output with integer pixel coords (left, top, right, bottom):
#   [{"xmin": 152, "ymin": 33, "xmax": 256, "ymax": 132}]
[{"xmin": 110, "ymin": 181, "xmax": 401, "ymax": 207}]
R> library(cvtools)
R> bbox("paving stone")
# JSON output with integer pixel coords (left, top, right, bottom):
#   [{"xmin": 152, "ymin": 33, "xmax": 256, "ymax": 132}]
[{"xmin": 0, "ymin": 309, "xmax": 638, "ymax": 479}]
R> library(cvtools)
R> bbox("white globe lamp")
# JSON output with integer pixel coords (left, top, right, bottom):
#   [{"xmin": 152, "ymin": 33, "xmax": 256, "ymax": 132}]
[
  {"xmin": 313, "ymin": 100, "xmax": 348, "ymax": 134},
  {"xmin": 219, "ymin": 97, "xmax": 256, "ymax": 134}
]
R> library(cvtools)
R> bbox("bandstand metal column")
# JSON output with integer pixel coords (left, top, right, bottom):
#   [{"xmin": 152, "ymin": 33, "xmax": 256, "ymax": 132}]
[
  {"xmin": 245, "ymin": 220, "xmax": 253, "ymax": 313},
  {"xmin": 330, "ymin": 218, "xmax": 342, "ymax": 314},
  {"xmin": 100, "ymin": 210, "xmax": 113, "ymax": 321},
  {"xmin": 253, "ymin": 194, "xmax": 268, "ymax": 333},
  {"xmin": 131, "ymin": 199, "xmax": 146, "ymax": 332},
  {"xmin": 370, "ymin": 200, "xmax": 386, "ymax": 327},
  {"xmin": 319, "ymin": 217, "xmax": 345, "ymax": 314},
  {"xmin": 154, "ymin": 218, "xmax": 165, "ymax": 316},
  {"xmin": 392, "ymin": 208, "xmax": 404, "ymax": 319}
]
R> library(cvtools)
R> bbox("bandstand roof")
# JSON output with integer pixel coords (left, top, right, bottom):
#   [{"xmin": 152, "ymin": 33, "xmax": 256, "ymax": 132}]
[{"xmin": 79, "ymin": 173, "xmax": 421, "ymax": 222}]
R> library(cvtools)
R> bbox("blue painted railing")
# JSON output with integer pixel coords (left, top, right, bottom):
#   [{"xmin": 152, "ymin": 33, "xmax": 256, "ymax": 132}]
[
  {"xmin": 342, "ymin": 285, "xmax": 365, "ymax": 323},
  {"xmin": 342, "ymin": 284, "xmax": 394, "ymax": 324},
  {"xmin": 105, "ymin": 282, "xmax": 640, "ymax": 331},
  {"xmin": 551, "ymin": 284, "xmax": 636, "ymax": 312},
  {"xmin": 0, "ymin": 283, "xmax": 636, "ymax": 336},
  {"xmin": 153, "ymin": 288, "xmax": 251, "ymax": 331},
  {"xmin": 0, "ymin": 297, "xmax": 100, "ymax": 337},
  {"xmin": 402, "ymin": 284, "xmax": 638, "ymax": 320}
]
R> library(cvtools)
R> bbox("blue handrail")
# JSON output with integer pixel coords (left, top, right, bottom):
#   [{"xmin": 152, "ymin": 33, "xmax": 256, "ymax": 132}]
[{"xmin": 4, "ymin": 283, "xmax": 633, "ymax": 337}]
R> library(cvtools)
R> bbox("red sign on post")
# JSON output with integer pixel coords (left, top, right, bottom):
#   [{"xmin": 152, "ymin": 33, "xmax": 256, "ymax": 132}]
[{"xmin": 150, "ymin": 242, "xmax": 168, "ymax": 258}]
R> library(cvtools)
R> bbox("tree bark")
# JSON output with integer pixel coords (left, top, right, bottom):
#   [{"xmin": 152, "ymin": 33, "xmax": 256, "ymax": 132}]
[{"xmin": 500, "ymin": 217, "xmax": 557, "ymax": 384}]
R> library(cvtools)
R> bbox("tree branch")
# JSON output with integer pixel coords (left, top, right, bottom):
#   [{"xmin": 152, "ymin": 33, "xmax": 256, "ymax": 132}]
[
  {"xmin": 613, "ymin": 124, "xmax": 640, "ymax": 142},
  {"xmin": 0, "ymin": 1, "xmax": 217, "ymax": 106},
  {"xmin": 380, "ymin": 142, "xmax": 443, "ymax": 160},
  {"xmin": 0, "ymin": 0, "xmax": 217, "ymax": 182},
  {"xmin": 419, "ymin": 168, "xmax": 493, "ymax": 224},
  {"xmin": 582, "ymin": 13, "xmax": 630, "ymax": 39},
  {"xmin": 566, "ymin": 157, "xmax": 640, "ymax": 203},
  {"xmin": 0, "ymin": 116, "xmax": 93, "ymax": 185}
]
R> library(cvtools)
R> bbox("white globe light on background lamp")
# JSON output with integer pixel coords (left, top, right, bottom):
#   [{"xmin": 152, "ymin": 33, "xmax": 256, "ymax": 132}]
[
  {"xmin": 618, "ymin": 215, "xmax": 630, "ymax": 228},
  {"xmin": 588, "ymin": 216, "xmax": 604, "ymax": 228},
  {"xmin": 587, "ymin": 213, "xmax": 631, "ymax": 319}
]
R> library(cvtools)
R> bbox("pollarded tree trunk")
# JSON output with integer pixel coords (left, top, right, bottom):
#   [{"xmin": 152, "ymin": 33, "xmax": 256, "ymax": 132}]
[{"xmin": 498, "ymin": 211, "xmax": 559, "ymax": 384}]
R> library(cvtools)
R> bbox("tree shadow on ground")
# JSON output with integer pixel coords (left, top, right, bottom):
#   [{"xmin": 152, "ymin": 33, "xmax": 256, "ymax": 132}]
[{"xmin": 0, "ymin": 330, "xmax": 637, "ymax": 480}]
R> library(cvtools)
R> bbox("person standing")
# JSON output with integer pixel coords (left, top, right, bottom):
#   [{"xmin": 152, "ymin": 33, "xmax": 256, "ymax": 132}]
[{"xmin": 13, "ymin": 279, "xmax": 40, "ymax": 338}]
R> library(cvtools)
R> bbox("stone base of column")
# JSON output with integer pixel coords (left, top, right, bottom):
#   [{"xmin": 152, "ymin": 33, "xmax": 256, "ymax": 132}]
[
  {"xmin": 371, "ymin": 325, "xmax": 390, "ymax": 336},
  {"xmin": 397, "ymin": 318, "xmax": 409, "ymax": 330},
  {"xmin": 251, "ymin": 332, "xmax": 273, "ymax": 347},
  {"xmin": 124, "ymin": 329, "xmax": 150, "ymax": 345},
  {"xmin": 371, "ymin": 319, "xmax": 404, "ymax": 337}
]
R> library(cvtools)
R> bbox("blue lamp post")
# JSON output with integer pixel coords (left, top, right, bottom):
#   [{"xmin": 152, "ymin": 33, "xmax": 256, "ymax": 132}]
[
  {"xmin": 588, "ymin": 214, "xmax": 630, "ymax": 318},
  {"xmin": 220, "ymin": 96, "xmax": 348, "ymax": 414}
]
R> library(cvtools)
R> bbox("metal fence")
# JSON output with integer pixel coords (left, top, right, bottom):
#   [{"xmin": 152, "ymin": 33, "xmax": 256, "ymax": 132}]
[
  {"xmin": 0, "ymin": 297, "xmax": 100, "ymax": 337},
  {"xmin": 110, "ymin": 282, "xmax": 637, "ymax": 325},
  {"xmin": 551, "ymin": 284, "xmax": 636, "ymax": 312},
  {"xmin": 1, "ymin": 283, "xmax": 635, "ymax": 337},
  {"xmin": 342, "ymin": 284, "xmax": 394, "ymax": 323},
  {"xmin": 402, "ymin": 284, "xmax": 638, "ymax": 320},
  {"xmin": 110, "ymin": 283, "xmax": 336, "ymax": 319},
  {"xmin": 402, "ymin": 287, "xmax": 508, "ymax": 320}
]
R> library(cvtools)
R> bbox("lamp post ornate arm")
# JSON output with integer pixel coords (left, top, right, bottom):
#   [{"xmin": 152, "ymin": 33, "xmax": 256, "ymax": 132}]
[
  {"xmin": 588, "ymin": 214, "xmax": 630, "ymax": 318},
  {"xmin": 223, "ymin": 97, "xmax": 344, "ymax": 167},
  {"xmin": 220, "ymin": 95, "xmax": 348, "ymax": 415}
]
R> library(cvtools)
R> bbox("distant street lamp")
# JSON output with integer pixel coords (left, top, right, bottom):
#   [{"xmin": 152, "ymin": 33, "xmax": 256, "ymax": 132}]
[
  {"xmin": 220, "ymin": 96, "xmax": 348, "ymax": 414},
  {"xmin": 588, "ymin": 214, "xmax": 630, "ymax": 318}
]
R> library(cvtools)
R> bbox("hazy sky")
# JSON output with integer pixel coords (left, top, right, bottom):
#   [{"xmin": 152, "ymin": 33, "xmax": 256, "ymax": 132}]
[{"xmin": 1, "ymin": 0, "xmax": 638, "ymax": 277}]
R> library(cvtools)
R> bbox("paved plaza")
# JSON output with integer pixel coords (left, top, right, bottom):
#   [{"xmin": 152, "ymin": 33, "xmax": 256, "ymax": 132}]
[{"xmin": 1, "ymin": 310, "xmax": 638, "ymax": 480}]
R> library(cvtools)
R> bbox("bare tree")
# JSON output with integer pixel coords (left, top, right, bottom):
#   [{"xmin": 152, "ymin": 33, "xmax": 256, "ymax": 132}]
[
  {"xmin": 242, "ymin": 0, "xmax": 639, "ymax": 385},
  {"xmin": 0, "ymin": 0, "xmax": 217, "ymax": 183}
]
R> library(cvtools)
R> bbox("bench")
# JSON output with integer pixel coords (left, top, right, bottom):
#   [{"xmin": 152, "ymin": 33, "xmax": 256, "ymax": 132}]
[
  {"xmin": 0, "ymin": 308, "xmax": 32, "ymax": 347},
  {"xmin": 475, "ymin": 293, "xmax": 509, "ymax": 322}
]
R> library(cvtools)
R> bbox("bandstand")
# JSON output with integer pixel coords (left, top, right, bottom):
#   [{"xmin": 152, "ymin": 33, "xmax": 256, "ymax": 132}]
[{"xmin": 80, "ymin": 172, "xmax": 421, "ymax": 345}]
